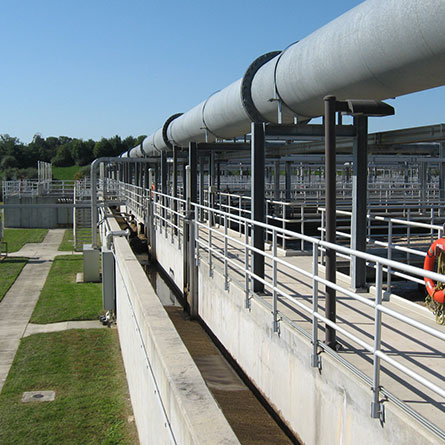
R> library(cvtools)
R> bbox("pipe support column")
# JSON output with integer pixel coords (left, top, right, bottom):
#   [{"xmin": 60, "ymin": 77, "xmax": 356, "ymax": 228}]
[
  {"xmin": 251, "ymin": 123, "xmax": 265, "ymax": 293},
  {"xmin": 351, "ymin": 115, "xmax": 368, "ymax": 291},
  {"xmin": 324, "ymin": 96, "xmax": 337, "ymax": 349}
]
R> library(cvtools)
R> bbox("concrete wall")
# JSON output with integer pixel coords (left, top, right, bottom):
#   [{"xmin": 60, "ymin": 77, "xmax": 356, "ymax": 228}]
[
  {"xmin": 198, "ymin": 261, "xmax": 439, "ymax": 445},
  {"xmin": 154, "ymin": 228, "xmax": 184, "ymax": 293},
  {"xmin": 108, "ymin": 217, "xmax": 239, "ymax": 445},
  {"xmin": 4, "ymin": 196, "xmax": 72, "ymax": 228}
]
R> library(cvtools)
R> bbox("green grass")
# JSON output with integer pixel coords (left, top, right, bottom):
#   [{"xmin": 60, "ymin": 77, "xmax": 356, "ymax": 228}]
[
  {"xmin": 58, "ymin": 229, "xmax": 74, "ymax": 251},
  {"xmin": 0, "ymin": 329, "xmax": 138, "ymax": 445},
  {"xmin": 0, "ymin": 257, "xmax": 28, "ymax": 302},
  {"xmin": 52, "ymin": 165, "xmax": 82, "ymax": 180},
  {"xmin": 31, "ymin": 255, "xmax": 102, "ymax": 324},
  {"xmin": 3, "ymin": 228, "xmax": 48, "ymax": 253}
]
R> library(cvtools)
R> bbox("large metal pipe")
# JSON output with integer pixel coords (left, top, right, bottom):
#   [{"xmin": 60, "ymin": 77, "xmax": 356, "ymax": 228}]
[{"xmin": 127, "ymin": 0, "xmax": 445, "ymax": 158}]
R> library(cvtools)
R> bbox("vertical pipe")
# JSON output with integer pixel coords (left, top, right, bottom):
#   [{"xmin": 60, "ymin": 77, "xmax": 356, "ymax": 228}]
[
  {"xmin": 274, "ymin": 159, "xmax": 280, "ymax": 201},
  {"xmin": 324, "ymin": 95, "xmax": 337, "ymax": 349},
  {"xmin": 272, "ymin": 230, "xmax": 279, "ymax": 333},
  {"xmin": 311, "ymin": 242, "xmax": 320, "ymax": 368},
  {"xmin": 186, "ymin": 163, "xmax": 198, "ymax": 319},
  {"xmin": 91, "ymin": 161, "xmax": 99, "ymax": 249},
  {"xmin": 371, "ymin": 263, "xmax": 383, "ymax": 419},
  {"xmin": 173, "ymin": 146, "xmax": 178, "ymax": 235},
  {"xmin": 251, "ymin": 122, "xmax": 265, "ymax": 293},
  {"xmin": 440, "ymin": 143, "xmax": 445, "ymax": 218},
  {"xmin": 199, "ymin": 156, "xmax": 204, "ymax": 221},
  {"xmin": 148, "ymin": 168, "xmax": 156, "ymax": 258},
  {"xmin": 351, "ymin": 115, "xmax": 368, "ymax": 290},
  {"xmin": 161, "ymin": 151, "xmax": 167, "ymax": 229},
  {"xmin": 285, "ymin": 161, "xmax": 291, "ymax": 201},
  {"xmin": 209, "ymin": 151, "xmax": 215, "ymax": 226}
]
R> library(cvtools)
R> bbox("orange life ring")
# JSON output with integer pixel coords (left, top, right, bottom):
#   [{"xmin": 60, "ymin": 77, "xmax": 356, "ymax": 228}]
[{"xmin": 424, "ymin": 238, "xmax": 445, "ymax": 304}]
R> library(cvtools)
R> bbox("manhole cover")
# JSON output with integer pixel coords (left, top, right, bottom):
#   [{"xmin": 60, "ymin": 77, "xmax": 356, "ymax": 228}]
[{"xmin": 21, "ymin": 391, "xmax": 56, "ymax": 403}]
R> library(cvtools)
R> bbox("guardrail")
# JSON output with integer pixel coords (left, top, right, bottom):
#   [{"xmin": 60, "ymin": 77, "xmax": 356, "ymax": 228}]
[
  {"xmin": 318, "ymin": 207, "xmax": 445, "ymax": 292},
  {"xmin": 142, "ymin": 189, "xmax": 444, "ymax": 439},
  {"xmin": 2, "ymin": 180, "xmax": 76, "ymax": 199},
  {"xmin": 189, "ymin": 201, "xmax": 445, "ymax": 438}
]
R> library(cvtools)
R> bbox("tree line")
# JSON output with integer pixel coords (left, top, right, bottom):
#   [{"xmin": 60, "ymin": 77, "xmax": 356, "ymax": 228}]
[{"xmin": 0, "ymin": 133, "xmax": 146, "ymax": 180}]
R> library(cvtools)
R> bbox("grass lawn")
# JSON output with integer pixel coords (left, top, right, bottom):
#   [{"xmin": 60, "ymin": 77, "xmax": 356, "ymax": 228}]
[
  {"xmin": 58, "ymin": 229, "xmax": 74, "ymax": 251},
  {"xmin": 31, "ymin": 255, "xmax": 102, "ymax": 324},
  {"xmin": 3, "ymin": 228, "xmax": 48, "ymax": 253},
  {"xmin": 52, "ymin": 165, "xmax": 82, "ymax": 180},
  {"xmin": 0, "ymin": 257, "xmax": 28, "ymax": 302},
  {"xmin": 0, "ymin": 329, "xmax": 138, "ymax": 445}
]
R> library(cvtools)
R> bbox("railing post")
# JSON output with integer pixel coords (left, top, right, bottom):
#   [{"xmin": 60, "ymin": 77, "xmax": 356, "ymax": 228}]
[
  {"xmin": 224, "ymin": 214, "xmax": 228, "ymax": 290},
  {"xmin": 371, "ymin": 262, "xmax": 384, "ymax": 421},
  {"xmin": 208, "ymin": 212, "xmax": 213, "ymax": 277},
  {"xmin": 272, "ymin": 230, "xmax": 279, "ymax": 333},
  {"xmin": 186, "ymin": 143, "xmax": 198, "ymax": 319},
  {"xmin": 244, "ymin": 220, "xmax": 250, "ymax": 309},
  {"xmin": 385, "ymin": 220, "xmax": 392, "ymax": 300},
  {"xmin": 311, "ymin": 243, "xmax": 321, "ymax": 368}
]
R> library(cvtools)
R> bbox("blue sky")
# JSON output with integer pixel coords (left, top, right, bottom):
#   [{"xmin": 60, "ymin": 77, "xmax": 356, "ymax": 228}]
[{"xmin": 1, "ymin": 0, "xmax": 444, "ymax": 143}]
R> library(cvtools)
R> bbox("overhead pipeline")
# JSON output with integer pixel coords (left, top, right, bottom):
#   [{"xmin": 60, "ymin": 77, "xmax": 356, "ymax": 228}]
[{"xmin": 126, "ymin": 0, "xmax": 445, "ymax": 158}]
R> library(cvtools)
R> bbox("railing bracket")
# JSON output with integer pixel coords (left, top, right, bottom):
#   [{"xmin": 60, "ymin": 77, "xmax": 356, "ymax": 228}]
[
  {"xmin": 371, "ymin": 401, "xmax": 385, "ymax": 424},
  {"xmin": 311, "ymin": 353, "xmax": 322, "ymax": 370}
]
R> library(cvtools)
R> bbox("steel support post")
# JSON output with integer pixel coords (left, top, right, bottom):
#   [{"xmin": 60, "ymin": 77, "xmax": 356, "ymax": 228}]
[
  {"xmin": 324, "ymin": 95, "xmax": 337, "ymax": 348},
  {"xmin": 351, "ymin": 115, "xmax": 368, "ymax": 291},
  {"xmin": 186, "ymin": 142, "xmax": 198, "ymax": 318},
  {"xmin": 173, "ymin": 146, "xmax": 178, "ymax": 234},
  {"xmin": 285, "ymin": 161, "xmax": 292, "ymax": 201},
  {"xmin": 209, "ymin": 151, "xmax": 215, "ymax": 226},
  {"xmin": 251, "ymin": 122, "xmax": 265, "ymax": 293},
  {"xmin": 143, "ymin": 162, "xmax": 149, "ymax": 190},
  {"xmin": 274, "ymin": 160, "xmax": 280, "ymax": 200},
  {"xmin": 419, "ymin": 161, "xmax": 427, "ymax": 209},
  {"xmin": 216, "ymin": 162, "xmax": 221, "ymax": 191},
  {"xmin": 148, "ymin": 168, "xmax": 156, "ymax": 258},
  {"xmin": 199, "ymin": 157, "xmax": 205, "ymax": 221},
  {"xmin": 161, "ymin": 151, "xmax": 167, "ymax": 227},
  {"xmin": 440, "ymin": 143, "xmax": 445, "ymax": 217}
]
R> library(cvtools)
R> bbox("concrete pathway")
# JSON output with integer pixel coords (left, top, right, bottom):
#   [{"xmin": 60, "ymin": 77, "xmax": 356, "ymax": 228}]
[
  {"xmin": 23, "ymin": 320, "xmax": 106, "ymax": 337},
  {"xmin": 0, "ymin": 229, "xmax": 81, "ymax": 392}
]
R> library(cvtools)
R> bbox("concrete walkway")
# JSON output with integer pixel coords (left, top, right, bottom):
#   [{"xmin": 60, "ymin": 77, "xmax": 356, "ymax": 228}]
[
  {"xmin": 23, "ymin": 320, "xmax": 106, "ymax": 337},
  {"xmin": 0, "ymin": 229, "xmax": 100, "ymax": 392}
]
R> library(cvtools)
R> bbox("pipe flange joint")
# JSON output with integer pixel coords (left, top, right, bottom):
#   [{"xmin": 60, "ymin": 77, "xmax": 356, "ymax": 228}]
[
  {"xmin": 273, "ymin": 41, "xmax": 301, "ymax": 116},
  {"xmin": 162, "ymin": 113, "xmax": 183, "ymax": 149},
  {"xmin": 241, "ymin": 51, "xmax": 281, "ymax": 123}
]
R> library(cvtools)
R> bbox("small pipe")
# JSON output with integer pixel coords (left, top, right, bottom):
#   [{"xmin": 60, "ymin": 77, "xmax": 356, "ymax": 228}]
[{"xmin": 106, "ymin": 229, "xmax": 130, "ymax": 250}]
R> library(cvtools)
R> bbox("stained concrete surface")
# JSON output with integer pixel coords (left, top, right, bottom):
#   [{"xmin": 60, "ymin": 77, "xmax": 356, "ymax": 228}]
[{"xmin": 165, "ymin": 306, "xmax": 297, "ymax": 445}]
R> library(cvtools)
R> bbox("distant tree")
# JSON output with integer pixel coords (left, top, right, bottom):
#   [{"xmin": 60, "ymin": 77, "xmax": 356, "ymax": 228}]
[
  {"xmin": 123, "ymin": 135, "xmax": 137, "ymax": 151},
  {"xmin": 57, "ymin": 136, "xmax": 72, "ymax": 146},
  {"xmin": 136, "ymin": 135, "xmax": 147, "ymax": 145},
  {"xmin": 36, "ymin": 136, "xmax": 60, "ymax": 162},
  {"xmin": 1, "ymin": 155, "xmax": 17, "ymax": 169},
  {"xmin": 28, "ymin": 134, "xmax": 50, "ymax": 162},
  {"xmin": 0, "ymin": 134, "xmax": 23, "ymax": 158},
  {"xmin": 52, "ymin": 144, "xmax": 74, "ymax": 167},
  {"xmin": 93, "ymin": 138, "xmax": 115, "ymax": 158},
  {"xmin": 109, "ymin": 135, "xmax": 124, "ymax": 157},
  {"xmin": 17, "ymin": 167, "xmax": 38, "ymax": 179},
  {"xmin": 71, "ymin": 139, "xmax": 95, "ymax": 165}
]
